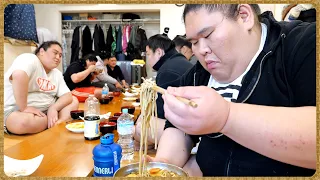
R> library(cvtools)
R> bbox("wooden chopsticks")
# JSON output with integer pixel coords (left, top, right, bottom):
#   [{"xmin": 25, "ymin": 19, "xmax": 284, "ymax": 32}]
[{"xmin": 152, "ymin": 85, "xmax": 198, "ymax": 108}]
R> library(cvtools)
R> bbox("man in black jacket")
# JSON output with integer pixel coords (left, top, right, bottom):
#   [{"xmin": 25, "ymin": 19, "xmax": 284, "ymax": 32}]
[
  {"xmin": 133, "ymin": 34, "xmax": 193, "ymax": 149},
  {"xmin": 147, "ymin": 4, "xmax": 316, "ymax": 177}
]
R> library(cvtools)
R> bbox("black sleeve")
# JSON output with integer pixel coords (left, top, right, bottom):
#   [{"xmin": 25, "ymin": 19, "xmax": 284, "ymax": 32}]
[
  {"xmin": 161, "ymin": 68, "xmax": 201, "ymax": 146},
  {"xmin": 116, "ymin": 65, "xmax": 125, "ymax": 81},
  {"xmin": 156, "ymin": 70, "xmax": 181, "ymax": 119},
  {"xmin": 286, "ymin": 23, "xmax": 316, "ymax": 106},
  {"xmin": 68, "ymin": 62, "xmax": 85, "ymax": 76}
]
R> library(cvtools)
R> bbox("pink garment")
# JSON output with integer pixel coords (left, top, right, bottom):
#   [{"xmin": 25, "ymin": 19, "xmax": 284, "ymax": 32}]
[
  {"xmin": 126, "ymin": 25, "xmax": 132, "ymax": 42},
  {"xmin": 122, "ymin": 25, "xmax": 128, "ymax": 52}
]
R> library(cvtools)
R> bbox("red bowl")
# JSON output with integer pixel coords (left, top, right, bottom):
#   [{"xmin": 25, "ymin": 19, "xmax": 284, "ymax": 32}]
[
  {"xmin": 113, "ymin": 112, "xmax": 122, "ymax": 118},
  {"xmin": 99, "ymin": 122, "xmax": 116, "ymax": 135},
  {"xmin": 109, "ymin": 116, "xmax": 118, "ymax": 123}
]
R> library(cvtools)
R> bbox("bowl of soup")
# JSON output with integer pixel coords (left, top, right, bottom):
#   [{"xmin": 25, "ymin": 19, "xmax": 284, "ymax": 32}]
[{"xmin": 113, "ymin": 162, "xmax": 188, "ymax": 177}]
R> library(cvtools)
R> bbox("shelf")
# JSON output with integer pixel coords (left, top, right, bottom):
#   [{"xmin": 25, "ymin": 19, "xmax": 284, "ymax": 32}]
[{"xmin": 62, "ymin": 19, "xmax": 160, "ymax": 23}]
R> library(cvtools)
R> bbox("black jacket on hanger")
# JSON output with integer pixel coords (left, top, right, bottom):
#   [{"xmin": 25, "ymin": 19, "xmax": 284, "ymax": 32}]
[
  {"xmin": 93, "ymin": 24, "xmax": 100, "ymax": 54},
  {"xmin": 70, "ymin": 26, "xmax": 81, "ymax": 63},
  {"xmin": 98, "ymin": 26, "xmax": 106, "ymax": 52},
  {"xmin": 105, "ymin": 25, "xmax": 114, "ymax": 54},
  {"xmin": 135, "ymin": 27, "xmax": 147, "ymax": 52},
  {"xmin": 82, "ymin": 25, "xmax": 93, "ymax": 57}
]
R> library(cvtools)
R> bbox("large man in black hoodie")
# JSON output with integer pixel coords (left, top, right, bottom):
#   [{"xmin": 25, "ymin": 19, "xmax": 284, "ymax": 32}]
[
  {"xmin": 133, "ymin": 34, "xmax": 193, "ymax": 149},
  {"xmin": 147, "ymin": 4, "xmax": 316, "ymax": 177}
]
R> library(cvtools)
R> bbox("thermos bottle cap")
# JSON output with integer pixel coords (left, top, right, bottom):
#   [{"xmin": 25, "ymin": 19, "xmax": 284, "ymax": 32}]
[{"xmin": 100, "ymin": 134, "xmax": 114, "ymax": 145}]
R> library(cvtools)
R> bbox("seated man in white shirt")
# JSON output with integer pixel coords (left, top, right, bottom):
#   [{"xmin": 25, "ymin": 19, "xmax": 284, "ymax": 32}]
[
  {"xmin": 91, "ymin": 52, "xmax": 123, "ymax": 91},
  {"xmin": 4, "ymin": 41, "xmax": 79, "ymax": 135}
]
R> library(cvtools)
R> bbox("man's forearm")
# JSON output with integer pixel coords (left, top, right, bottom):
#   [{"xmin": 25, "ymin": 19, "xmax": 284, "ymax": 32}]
[
  {"xmin": 221, "ymin": 103, "xmax": 316, "ymax": 169},
  {"xmin": 49, "ymin": 92, "xmax": 73, "ymax": 111},
  {"xmin": 71, "ymin": 69, "xmax": 91, "ymax": 83},
  {"xmin": 12, "ymin": 70, "xmax": 29, "ymax": 111},
  {"xmin": 155, "ymin": 128, "xmax": 193, "ymax": 167}
]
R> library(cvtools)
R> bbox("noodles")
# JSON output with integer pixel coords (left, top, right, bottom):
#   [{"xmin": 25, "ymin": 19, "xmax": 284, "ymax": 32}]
[
  {"xmin": 138, "ymin": 78, "xmax": 158, "ymax": 177},
  {"xmin": 126, "ymin": 168, "xmax": 179, "ymax": 177}
]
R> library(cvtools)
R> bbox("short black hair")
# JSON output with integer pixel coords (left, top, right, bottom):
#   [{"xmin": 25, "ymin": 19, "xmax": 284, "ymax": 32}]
[
  {"xmin": 79, "ymin": 53, "xmax": 97, "ymax": 66},
  {"xmin": 182, "ymin": 4, "xmax": 261, "ymax": 23},
  {"xmin": 34, "ymin": 41, "xmax": 62, "ymax": 55},
  {"xmin": 173, "ymin": 35, "xmax": 192, "ymax": 49},
  {"xmin": 146, "ymin": 34, "xmax": 175, "ymax": 53},
  {"xmin": 99, "ymin": 52, "xmax": 111, "ymax": 60}
]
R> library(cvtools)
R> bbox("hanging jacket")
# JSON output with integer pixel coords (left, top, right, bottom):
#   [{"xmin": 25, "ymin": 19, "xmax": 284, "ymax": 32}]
[
  {"xmin": 99, "ymin": 26, "xmax": 106, "ymax": 52},
  {"xmin": 115, "ymin": 25, "xmax": 122, "ymax": 53},
  {"xmin": 105, "ymin": 25, "xmax": 114, "ymax": 53},
  {"xmin": 165, "ymin": 11, "xmax": 316, "ymax": 176},
  {"xmin": 70, "ymin": 26, "xmax": 81, "ymax": 63},
  {"xmin": 135, "ymin": 28, "xmax": 148, "ymax": 52},
  {"xmin": 93, "ymin": 24, "xmax": 100, "ymax": 54},
  {"xmin": 4, "ymin": 4, "xmax": 38, "ymax": 42},
  {"xmin": 111, "ymin": 26, "xmax": 117, "ymax": 55},
  {"xmin": 129, "ymin": 25, "xmax": 137, "ymax": 48},
  {"xmin": 82, "ymin": 25, "xmax": 93, "ymax": 57},
  {"xmin": 122, "ymin": 25, "xmax": 128, "ymax": 52}
]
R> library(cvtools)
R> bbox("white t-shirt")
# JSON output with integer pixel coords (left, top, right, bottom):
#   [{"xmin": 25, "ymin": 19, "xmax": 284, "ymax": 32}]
[{"xmin": 4, "ymin": 53, "xmax": 70, "ymax": 112}]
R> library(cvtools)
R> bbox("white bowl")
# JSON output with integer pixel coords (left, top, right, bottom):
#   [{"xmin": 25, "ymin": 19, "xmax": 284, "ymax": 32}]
[{"xmin": 4, "ymin": 154, "xmax": 44, "ymax": 177}]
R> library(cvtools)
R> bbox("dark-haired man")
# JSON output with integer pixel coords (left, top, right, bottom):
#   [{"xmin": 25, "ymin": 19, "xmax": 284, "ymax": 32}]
[
  {"xmin": 150, "ymin": 4, "xmax": 316, "ymax": 177},
  {"xmin": 133, "ymin": 34, "xmax": 193, "ymax": 150},
  {"xmin": 173, "ymin": 35, "xmax": 198, "ymax": 65}
]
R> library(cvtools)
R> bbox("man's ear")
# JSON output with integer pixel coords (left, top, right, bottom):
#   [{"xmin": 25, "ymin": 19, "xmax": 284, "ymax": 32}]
[
  {"xmin": 156, "ymin": 48, "xmax": 165, "ymax": 57},
  {"xmin": 237, "ymin": 4, "xmax": 255, "ymax": 31},
  {"xmin": 39, "ymin": 48, "xmax": 45, "ymax": 56}
]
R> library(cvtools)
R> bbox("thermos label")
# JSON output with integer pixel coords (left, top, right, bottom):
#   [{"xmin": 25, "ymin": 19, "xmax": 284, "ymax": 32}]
[{"xmin": 93, "ymin": 165, "xmax": 114, "ymax": 176}]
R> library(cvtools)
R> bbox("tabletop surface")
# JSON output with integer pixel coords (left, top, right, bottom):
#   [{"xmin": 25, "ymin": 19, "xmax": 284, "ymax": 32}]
[{"xmin": 4, "ymin": 94, "xmax": 156, "ymax": 177}]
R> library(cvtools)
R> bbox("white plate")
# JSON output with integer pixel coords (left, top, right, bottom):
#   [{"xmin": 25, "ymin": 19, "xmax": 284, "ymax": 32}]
[
  {"xmin": 66, "ymin": 122, "xmax": 84, "ymax": 133},
  {"xmin": 123, "ymin": 97, "xmax": 137, "ymax": 101},
  {"xmin": 4, "ymin": 154, "xmax": 44, "ymax": 177},
  {"xmin": 123, "ymin": 92, "xmax": 138, "ymax": 97},
  {"xmin": 132, "ymin": 102, "xmax": 140, "ymax": 107}
]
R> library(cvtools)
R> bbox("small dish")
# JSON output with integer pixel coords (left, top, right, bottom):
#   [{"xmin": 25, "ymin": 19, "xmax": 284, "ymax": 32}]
[
  {"xmin": 4, "ymin": 154, "xmax": 44, "ymax": 177},
  {"xmin": 123, "ymin": 97, "xmax": 137, "ymax": 101},
  {"xmin": 123, "ymin": 92, "xmax": 138, "ymax": 97},
  {"xmin": 66, "ymin": 122, "xmax": 84, "ymax": 133},
  {"xmin": 132, "ymin": 102, "xmax": 140, "ymax": 107}
]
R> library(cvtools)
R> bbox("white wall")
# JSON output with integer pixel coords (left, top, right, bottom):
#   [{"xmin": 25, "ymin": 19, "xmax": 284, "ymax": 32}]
[{"xmin": 4, "ymin": 43, "xmax": 36, "ymax": 73}]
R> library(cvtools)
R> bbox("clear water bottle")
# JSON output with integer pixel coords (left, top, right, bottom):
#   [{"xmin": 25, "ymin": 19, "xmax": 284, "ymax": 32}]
[
  {"xmin": 102, "ymin": 83, "xmax": 109, "ymax": 99},
  {"xmin": 117, "ymin": 109, "xmax": 134, "ymax": 162},
  {"xmin": 84, "ymin": 94, "xmax": 100, "ymax": 116}
]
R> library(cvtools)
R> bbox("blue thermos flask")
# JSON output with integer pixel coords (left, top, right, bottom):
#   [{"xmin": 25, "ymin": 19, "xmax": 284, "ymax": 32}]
[{"xmin": 92, "ymin": 133, "xmax": 122, "ymax": 177}]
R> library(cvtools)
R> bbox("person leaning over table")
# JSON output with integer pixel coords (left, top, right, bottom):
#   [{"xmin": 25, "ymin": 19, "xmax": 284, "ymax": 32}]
[
  {"xmin": 4, "ymin": 41, "xmax": 79, "ymax": 134},
  {"xmin": 63, "ymin": 54, "xmax": 104, "ymax": 102},
  {"xmin": 133, "ymin": 34, "xmax": 193, "ymax": 150},
  {"xmin": 91, "ymin": 52, "xmax": 123, "ymax": 91},
  {"xmin": 145, "ymin": 4, "xmax": 316, "ymax": 177}
]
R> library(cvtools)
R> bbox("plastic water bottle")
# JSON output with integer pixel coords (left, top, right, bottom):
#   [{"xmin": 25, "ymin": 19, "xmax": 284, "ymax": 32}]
[
  {"xmin": 84, "ymin": 94, "xmax": 100, "ymax": 116},
  {"xmin": 92, "ymin": 134, "xmax": 122, "ymax": 177},
  {"xmin": 102, "ymin": 83, "xmax": 109, "ymax": 99},
  {"xmin": 117, "ymin": 109, "xmax": 134, "ymax": 162}
]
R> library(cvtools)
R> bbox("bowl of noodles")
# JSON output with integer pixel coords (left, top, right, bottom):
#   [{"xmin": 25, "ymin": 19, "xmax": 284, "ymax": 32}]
[{"xmin": 113, "ymin": 162, "xmax": 188, "ymax": 177}]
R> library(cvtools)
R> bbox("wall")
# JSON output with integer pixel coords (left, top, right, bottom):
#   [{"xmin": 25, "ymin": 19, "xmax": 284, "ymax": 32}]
[
  {"xmin": 32, "ymin": 4, "xmax": 284, "ymax": 72},
  {"xmin": 4, "ymin": 43, "xmax": 36, "ymax": 73}
]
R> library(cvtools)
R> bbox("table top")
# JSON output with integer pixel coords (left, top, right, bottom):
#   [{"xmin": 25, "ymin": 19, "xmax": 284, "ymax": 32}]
[{"xmin": 4, "ymin": 94, "xmax": 156, "ymax": 177}]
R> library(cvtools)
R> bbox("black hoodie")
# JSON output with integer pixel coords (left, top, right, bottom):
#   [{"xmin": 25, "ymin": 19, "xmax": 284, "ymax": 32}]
[{"xmin": 165, "ymin": 12, "xmax": 316, "ymax": 176}]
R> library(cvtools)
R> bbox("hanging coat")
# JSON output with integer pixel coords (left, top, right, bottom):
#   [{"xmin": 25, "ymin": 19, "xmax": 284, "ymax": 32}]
[
  {"xmin": 93, "ymin": 24, "xmax": 100, "ymax": 54},
  {"xmin": 105, "ymin": 25, "xmax": 114, "ymax": 54},
  {"xmin": 70, "ymin": 26, "xmax": 81, "ymax": 63},
  {"xmin": 99, "ymin": 26, "xmax": 106, "ymax": 52},
  {"xmin": 82, "ymin": 25, "xmax": 93, "ymax": 57},
  {"xmin": 115, "ymin": 25, "xmax": 122, "ymax": 53}
]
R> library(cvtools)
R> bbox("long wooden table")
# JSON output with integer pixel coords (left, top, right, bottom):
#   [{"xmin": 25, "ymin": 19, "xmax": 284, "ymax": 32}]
[{"xmin": 4, "ymin": 94, "xmax": 156, "ymax": 177}]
